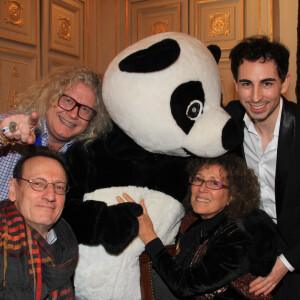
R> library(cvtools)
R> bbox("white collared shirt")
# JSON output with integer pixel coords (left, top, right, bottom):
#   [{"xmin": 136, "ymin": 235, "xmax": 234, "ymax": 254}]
[
  {"xmin": 243, "ymin": 98, "xmax": 294, "ymax": 272},
  {"xmin": 243, "ymin": 99, "xmax": 282, "ymax": 223},
  {"xmin": 46, "ymin": 228, "xmax": 57, "ymax": 244}
]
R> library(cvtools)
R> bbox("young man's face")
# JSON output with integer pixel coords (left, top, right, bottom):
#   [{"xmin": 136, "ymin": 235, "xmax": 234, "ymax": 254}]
[{"xmin": 234, "ymin": 59, "xmax": 290, "ymax": 125}]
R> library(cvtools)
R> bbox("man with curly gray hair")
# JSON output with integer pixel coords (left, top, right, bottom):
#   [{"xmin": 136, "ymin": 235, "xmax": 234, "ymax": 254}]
[{"xmin": 0, "ymin": 65, "xmax": 112, "ymax": 201}]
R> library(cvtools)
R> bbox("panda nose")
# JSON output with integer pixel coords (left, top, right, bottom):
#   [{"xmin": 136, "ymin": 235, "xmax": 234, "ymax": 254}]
[{"xmin": 221, "ymin": 118, "xmax": 244, "ymax": 150}]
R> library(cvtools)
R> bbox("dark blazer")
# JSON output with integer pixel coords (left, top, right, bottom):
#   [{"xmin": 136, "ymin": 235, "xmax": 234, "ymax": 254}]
[{"xmin": 225, "ymin": 97, "xmax": 300, "ymax": 299}]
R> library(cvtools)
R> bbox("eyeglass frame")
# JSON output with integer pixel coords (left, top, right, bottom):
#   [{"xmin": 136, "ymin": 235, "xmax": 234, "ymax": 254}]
[
  {"xmin": 17, "ymin": 177, "xmax": 69, "ymax": 195},
  {"xmin": 189, "ymin": 176, "xmax": 229, "ymax": 190},
  {"xmin": 58, "ymin": 93, "xmax": 97, "ymax": 121}
]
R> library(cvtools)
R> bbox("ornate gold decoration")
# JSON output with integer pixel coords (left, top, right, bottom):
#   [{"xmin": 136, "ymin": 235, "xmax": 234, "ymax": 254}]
[
  {"xmin": 150, "ymin": 20, "xmax": 169, "ymax": 35},
  {"xmin": 209, "ymin": 12, "xmax": 230, "ymax": 36},
  {"xmin": 57, "ymin": 16, "xmax": 72, "ymax": 41},
  {"xmin": 4, "ymin": 0, "xmax": 24, "ymax": 27}
]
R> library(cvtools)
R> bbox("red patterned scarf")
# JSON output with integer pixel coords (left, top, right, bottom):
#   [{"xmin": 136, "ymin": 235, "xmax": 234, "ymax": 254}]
[{"xmin": 0, "ymin": 199, "xmax": 78, "ymax": 300}]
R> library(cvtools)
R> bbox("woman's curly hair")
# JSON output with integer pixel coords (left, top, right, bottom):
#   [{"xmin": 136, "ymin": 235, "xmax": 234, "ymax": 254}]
[
  {"xmin": 184, "ymin": 153, "xmax": 260, "ymax": 219},
  {"xmin": 14, "ymin": 65, "xmax": 112, "ymax": 148}
]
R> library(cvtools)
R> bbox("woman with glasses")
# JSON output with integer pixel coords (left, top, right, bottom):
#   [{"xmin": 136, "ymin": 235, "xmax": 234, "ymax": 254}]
[{"xmin": 118, "ymin": 154, "xmax": 277, "ymax": 299}]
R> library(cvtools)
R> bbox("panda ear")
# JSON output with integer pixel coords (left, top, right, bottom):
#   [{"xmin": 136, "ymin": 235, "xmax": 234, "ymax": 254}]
[
  {"xmin": 119, "ymin": 38, "xmax": 180, "ymax": 73},
  {"xmin": 207, "ymin": 44, "xmax": 221, "ymax": 64}
]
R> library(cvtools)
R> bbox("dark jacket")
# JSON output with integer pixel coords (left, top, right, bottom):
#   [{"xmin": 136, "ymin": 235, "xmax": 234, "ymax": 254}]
[
  {"xmin": 145, "ymin": 210, "xmax": 277, "ymax": 299},
  {"xmin": 0, "ymin": 200, "xmax": 78, "ymax": 300},
  {"xmin": 225, "ymin": 98, "xmax": 300, "ymax": 299}
]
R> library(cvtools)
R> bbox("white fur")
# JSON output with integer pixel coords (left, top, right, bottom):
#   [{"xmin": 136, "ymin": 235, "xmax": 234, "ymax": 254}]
[
  {"xmin": 74, "ymin": 186, "xmax": 185, "ymax": 300},
  {"xmin": 103, "ymin": 32, "xmax": 229, "ymax": 157}
]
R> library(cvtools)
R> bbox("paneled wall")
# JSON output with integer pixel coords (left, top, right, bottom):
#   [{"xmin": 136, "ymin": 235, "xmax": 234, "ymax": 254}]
[
  {"xmin": 41, "ymin": 0, "xmax": 86, "ymax": 74},
  {"xmin": 0, "ymin": 0, "xmax": 297, "ymax": 112},
  {"xmin": 0, "ymin": 0, "xmax": 39, "ymax": 112},
  {"xmin": 0, "ymin": 0, "xmax": 88, "ymax": 112}
]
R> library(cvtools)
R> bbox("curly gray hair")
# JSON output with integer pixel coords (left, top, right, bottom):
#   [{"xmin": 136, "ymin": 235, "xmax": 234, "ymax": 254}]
[{"xmin": 15, "ymin": 65, "xmax": 112, "ymax": 147}]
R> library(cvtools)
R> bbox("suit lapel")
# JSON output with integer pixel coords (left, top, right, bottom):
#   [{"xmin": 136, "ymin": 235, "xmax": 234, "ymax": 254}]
[{"xmin": 275, "ymin": 97, "xmax": 296, "ymax": 215}]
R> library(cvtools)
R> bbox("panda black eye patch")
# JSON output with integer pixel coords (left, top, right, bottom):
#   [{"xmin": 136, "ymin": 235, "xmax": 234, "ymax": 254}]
[{"xmin": 170, "ymin": 81, "xmax": 205, "ymax": 135}]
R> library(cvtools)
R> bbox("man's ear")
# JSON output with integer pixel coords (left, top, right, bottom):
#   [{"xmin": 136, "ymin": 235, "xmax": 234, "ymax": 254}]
[
  {"xmin": 8, "ymin": 178, "xmax": 17, "ymax": 202},
  {"xmin": 281, "ymin": 73, "xmax": 291, "ymax": 94},
  {"xmin": 233, "ymin": 79, "xmax": 238, "ymax": 93}
]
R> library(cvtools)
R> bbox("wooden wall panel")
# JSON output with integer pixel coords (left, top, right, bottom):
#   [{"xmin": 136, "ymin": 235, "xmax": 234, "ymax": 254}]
[
  {"xmin": 126, "ymin": 0, "xmax": 189, "ymax": 45},
  {"xmin": 192, "ymin": 0, "xmax": 244, "ymax": 47},
  {"xmin": 41, "ymin": 0, "xmax": 85, "ymax": 76},
  {"xmin": 0, "ymin": 0, "xmax": 40, "ymax": 113},
  {"xmin": 49, "ymin": 0, "xmax": 83, "ymax": 56},
  {"xmin": 0, "ymin": 0, "xmax": 88, "ymax": 112},
  {"xmin": 0, "ymin": 48, "xmax": 37, "ymax": 112},
  {"xmin": 0, "ymin": 0, "xmax": 38, "ymax": 45}
]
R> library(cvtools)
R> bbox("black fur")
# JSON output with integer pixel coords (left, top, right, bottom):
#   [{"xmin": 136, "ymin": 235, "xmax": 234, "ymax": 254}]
[
  {"xmin": 119, "ymin": 38, "xmax": 180, "ymax": 73},
  {"xmin": 207, "ymin": 44, "xmax": 221, "ymax": 63}
]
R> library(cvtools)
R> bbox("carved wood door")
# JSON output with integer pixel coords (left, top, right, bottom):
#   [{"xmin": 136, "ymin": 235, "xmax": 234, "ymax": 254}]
[{"xmin": 0, "ymin": 0, "xmax": 87, "ymax": 113}]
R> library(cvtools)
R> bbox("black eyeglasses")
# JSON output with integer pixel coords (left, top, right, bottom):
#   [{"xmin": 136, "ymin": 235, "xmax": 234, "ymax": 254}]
[
  {"xmin": 17, "ymin": 178, "xmax": 69, "ymax": 195},
  {"xmin": 58, "ymin": 94, "xmax": 96, "ymax": 121},
  {"xmin": 189, "ymin": 176, "xmax": 229, "ymax": 190}
]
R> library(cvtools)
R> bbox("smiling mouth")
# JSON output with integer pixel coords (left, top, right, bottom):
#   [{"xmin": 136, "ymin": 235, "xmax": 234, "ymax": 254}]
[
  {"xmin": 58, "ymin": 116, "xmax": 76, "ymax": 127},
  {"xmin": 37, "ymin": 204, "xmax": 55, "ymax": 210},
  {"xmin": 249, "ymin": 103, "xmax": 268, "ymax": 112},
  {"xmin": 196, "ymin": 198, "xmax": 211, "ymax": 203}
]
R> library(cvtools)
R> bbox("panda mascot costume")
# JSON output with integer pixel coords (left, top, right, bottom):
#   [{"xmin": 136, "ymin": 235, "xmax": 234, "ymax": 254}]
[{"xmin": 63, "ymin": 32, "xmax": 243, "ymax": 299}]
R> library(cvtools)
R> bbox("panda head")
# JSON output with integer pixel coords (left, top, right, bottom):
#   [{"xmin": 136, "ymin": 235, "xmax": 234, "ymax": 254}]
[{"xmin": 103, "ymin": 32, "xmax": 241, "ymax": 157}]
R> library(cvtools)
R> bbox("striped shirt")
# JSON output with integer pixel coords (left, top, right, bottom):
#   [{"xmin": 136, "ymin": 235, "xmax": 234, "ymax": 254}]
[{"xmin": 0, "ymin": 116, "xmax": 72, "ymax": 201}]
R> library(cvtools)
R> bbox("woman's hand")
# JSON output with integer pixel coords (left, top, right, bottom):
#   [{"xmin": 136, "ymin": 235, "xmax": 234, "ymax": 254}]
[
  {"xmin": 116, "ymin": 193, "xmax": 158, "ymax": 245},
  {"xmin": 0, "ymin": 112, "xmax": 39, "ymax": 144}
]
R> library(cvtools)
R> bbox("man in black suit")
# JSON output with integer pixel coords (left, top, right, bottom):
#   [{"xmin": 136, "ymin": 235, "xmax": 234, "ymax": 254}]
[{"xmin": 226, "ymin": 36, "xmax": 300, "ymax": 299}]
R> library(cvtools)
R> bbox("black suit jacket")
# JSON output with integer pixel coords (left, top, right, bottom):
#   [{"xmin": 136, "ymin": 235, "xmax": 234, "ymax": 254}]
[{"xmin": 225, "ymin": 97, "xmax": 300, "ymax": 299}]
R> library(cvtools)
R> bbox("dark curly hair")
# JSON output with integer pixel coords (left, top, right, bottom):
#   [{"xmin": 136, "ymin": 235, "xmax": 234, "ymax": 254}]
[
  {"xmin": 184, "ymin": 153, "xmax": 260, "ymax": 219},
  {"xmin": 230, "ymin": 35, "xmax": 290, "ymax": 83}
]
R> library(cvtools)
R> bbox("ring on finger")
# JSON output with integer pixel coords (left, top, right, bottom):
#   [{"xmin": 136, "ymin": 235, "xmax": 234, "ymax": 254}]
[
  {"xmin": 2, "ymin": 121, "xmax": 19, "ymax": 135},
  {"xmin": 2, "ymin": 127, "xmax": 10, "ymax": 134},
  {"xmin": 8, "ymin": 121, "xmax": 18, "ymax": 133}
]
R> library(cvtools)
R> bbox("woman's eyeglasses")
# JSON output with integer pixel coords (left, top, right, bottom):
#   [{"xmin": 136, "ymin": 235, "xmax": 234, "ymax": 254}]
[{"xmin": 189, "ymin": 176, "xmax": 229, "ymax": 190}]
